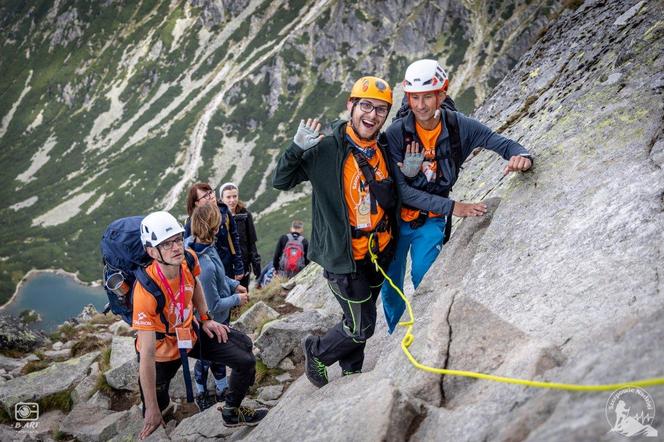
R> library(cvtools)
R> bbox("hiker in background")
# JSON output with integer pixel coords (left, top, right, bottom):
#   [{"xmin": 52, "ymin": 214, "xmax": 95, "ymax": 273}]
[
  {"xmin": 185, "ymin": 204, "xmax": 250, "ymax": 411},
  {"xmin": 184, "ymin": 182, "xmax": 244, "ymax": 281},
  {"xmin": 133, "ymin": 211, "xmax": 266, "ymax": 439},
  {"xmin": 220, "ymin": 182, "xmax": 262, "ymax": 289},
  {"xmin": 381, "ymin": 59, "xmax": 534, "ymax": 333},
  {"xmin": 256, "ymin": 262, "xmax": 276, "ymax": 289},
  {"xmin": 273, "ymin": 76, "xmax": 397, "ymax": 388},
  {"xmin": 272, "ymin": 220, "xmax": 309, "ymax": 278}
]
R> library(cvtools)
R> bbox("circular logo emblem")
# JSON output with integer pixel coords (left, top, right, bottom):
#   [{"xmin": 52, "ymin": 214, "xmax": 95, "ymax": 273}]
[
  {"xmin": 606, "ymin": 387, "xmax": 658, "ymax": 438},
  {"xmin": 375, "ymin": 79, "xmax": 386, "ymax": 91}
]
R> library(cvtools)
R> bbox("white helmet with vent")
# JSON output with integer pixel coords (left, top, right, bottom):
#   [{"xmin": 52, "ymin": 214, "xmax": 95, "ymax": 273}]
[
  {"xmin": 140, "ymin": 211, "xmax": 184, "ymax": 248},
  {"xmin": 403, "ymin": 59, "xmax": 449, "ymax": 93}
]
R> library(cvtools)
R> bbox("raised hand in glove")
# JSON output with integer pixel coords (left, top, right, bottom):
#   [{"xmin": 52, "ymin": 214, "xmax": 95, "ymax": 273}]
[
  {"xmin": 294, "ymin": 118, "xmax": 324, "ymax": 151},
  {"xmin": 397, "ymin": 141, "xmax": 424, "ymax": 178}
]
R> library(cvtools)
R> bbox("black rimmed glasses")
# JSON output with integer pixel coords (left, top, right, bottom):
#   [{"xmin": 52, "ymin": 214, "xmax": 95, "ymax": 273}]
[
  {"xmin": 358, "ymin": 101, "xmax": 389, "ymax": 117},
  {"xmin": 197, "ymin": 190, "xmax": 214, "ymax": 202},
  {"xmin": 159, "ymin": 235, "xmax": 184, "ymax": 251}
]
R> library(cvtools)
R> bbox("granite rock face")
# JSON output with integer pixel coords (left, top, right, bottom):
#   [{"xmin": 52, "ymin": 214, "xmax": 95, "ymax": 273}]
[
  {"xmin": 246, "ymin": 1, "xmax": 664, "ymax": 441},
  {"xmin": 0, "ymin": 314, "xmax": 45, "ymax": 353},
  {"xmin": 0, "ymin": 351, "xmax": 99, "ymax": 414},
  {"xmin": 103, "ymin": 336, "xmax": 138, "ymax": 391},
  {"xmin": 254, "ymin": 310, "xmax": 339, "ymax": 368}
]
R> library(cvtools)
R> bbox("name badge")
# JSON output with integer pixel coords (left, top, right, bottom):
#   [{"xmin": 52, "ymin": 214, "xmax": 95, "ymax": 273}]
[
  {"xmin": 356, "ymin": 193, "xmax": 371, "ymax": 229},
  {"xmin": 175, "ymin": 327, "xmax": 193, "ymax": 349}
]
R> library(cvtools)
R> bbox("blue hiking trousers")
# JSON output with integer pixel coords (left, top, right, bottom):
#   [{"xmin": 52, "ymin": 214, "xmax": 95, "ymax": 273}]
[{"xmin": 381, "ymin": 217, "xmax": 446, "ymax": 333}]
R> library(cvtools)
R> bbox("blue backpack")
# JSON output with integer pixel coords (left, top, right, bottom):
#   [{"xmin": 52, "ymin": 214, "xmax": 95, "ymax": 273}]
[
  {"xmin": 100, "ymin": 215, "xmax": 197, "ymax": 403},
  {"xmin": 100, "ymin": 216, "xmax": 195, "ymax": 327}
]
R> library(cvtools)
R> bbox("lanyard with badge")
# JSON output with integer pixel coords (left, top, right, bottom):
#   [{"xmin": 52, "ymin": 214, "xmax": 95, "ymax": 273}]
[{"xmin": 155, "ymin": 265, "xmax": 193, "ymax": 349}]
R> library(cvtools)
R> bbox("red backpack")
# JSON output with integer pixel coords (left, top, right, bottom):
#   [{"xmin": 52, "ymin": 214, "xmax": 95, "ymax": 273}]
[{"xmin": 279, "ymin": 233, "xmax": 306, "ymax": 277}]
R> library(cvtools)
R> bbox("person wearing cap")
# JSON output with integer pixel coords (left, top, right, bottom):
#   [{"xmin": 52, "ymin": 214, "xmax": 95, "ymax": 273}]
[
  {"xmin": 273, "ymin": 76, "xmax": 399, "ymax": 388},
  {"xmin": 380, "ymin": 59, "xmax": 534, "ymax": 333},
  {"xmin": 132, "ymin": 211, "xmax": 266, "ymax": 439}
]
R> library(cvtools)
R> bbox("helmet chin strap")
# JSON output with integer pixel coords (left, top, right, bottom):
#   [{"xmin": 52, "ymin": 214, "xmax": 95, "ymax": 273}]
[{"xmin": 155, "ymin": 248, "xmax": 179, "ymax": 268}]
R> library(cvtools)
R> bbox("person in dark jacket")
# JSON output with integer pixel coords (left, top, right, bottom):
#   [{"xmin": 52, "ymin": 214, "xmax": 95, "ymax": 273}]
[
  {"xmin": 381, "ymin": 59, "xmax": 534, "ymax": 333},
  {"xmin": 220, "ymin": 182, "xmax": 262, "ymax": 289},
  {"xmin": 272, "ymin": 220, "xmax": 309, "ymax": 277},
  {"xmin": 184, "ymin": 182, "xmax": 244, "ymax": 281},
  {"xmin": 273, "ymin": 76, "xmax": 397, "ymax": 388}
]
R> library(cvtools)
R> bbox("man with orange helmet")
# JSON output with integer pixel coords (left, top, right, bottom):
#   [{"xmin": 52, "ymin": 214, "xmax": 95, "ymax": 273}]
[
  {"xmin": 273, "ymin": 76, "xmax": 398, "ymax": 388},
  {"xmin": 381, "ymin": 59, "xmax": 533, "ymax": 333}
]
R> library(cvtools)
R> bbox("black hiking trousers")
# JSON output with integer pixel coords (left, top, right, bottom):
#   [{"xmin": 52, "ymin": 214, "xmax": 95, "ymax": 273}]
[
  {"xmin": 311, "ymin": 258, "xmax": 387, "ymax": 373},
  {"xmin": 138, "ymin": 328, "xmax": 255, "ymax": 413}
]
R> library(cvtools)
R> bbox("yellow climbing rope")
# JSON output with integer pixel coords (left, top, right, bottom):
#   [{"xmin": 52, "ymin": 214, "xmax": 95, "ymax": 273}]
[{"xmin": 367, "ymin": 235, "xmax": 664, "ymax": 392}]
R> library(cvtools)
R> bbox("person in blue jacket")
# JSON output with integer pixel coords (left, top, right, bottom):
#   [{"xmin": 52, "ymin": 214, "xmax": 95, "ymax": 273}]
[
  {"xmin": 381, "ymin": 59, "xmax": 534, "ymax": 333},
  {"xmin": 186, "ymin": 204, "xmax": 250, "ymax": 411},
  {"xmin": 185, "ymin": 182, "xmax": 245, "ymax": 280}
]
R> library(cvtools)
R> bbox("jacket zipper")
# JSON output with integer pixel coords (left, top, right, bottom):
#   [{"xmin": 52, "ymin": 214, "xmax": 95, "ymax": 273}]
[{"xmin": 338, "ymin": 128, "xmax": 356, "ymax": 273}]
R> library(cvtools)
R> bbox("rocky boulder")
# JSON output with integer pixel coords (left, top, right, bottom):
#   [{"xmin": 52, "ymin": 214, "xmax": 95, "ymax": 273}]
[
  {"xmin": 0, "ymin": 314, "xmax": 45, "ymax": 353},
  {"xmin": 231, "ymin": 301, "xmax": 279, "ymax": 335},
  {"xmin": 76, "ymin": 304, "xmax": 98, "ymax": 322},
  {"xmin": 255, "ymin": 310, "xmax": 340, "ymax": 368},
  {"xmin": 107, "ymin": 405, "xmax": 170, "ymax": 441},
  {"xmin": 104, "ymin": 336, "xmax": 138, "ymax": 391},
  {"xmin": 283, "ymin": 264, "xmax": 342, "ymax": 316},
  {"xmin": 72, "ymin": 362, "xmax": 100, "ymax": 405},
  {"xmin": 0, "ymin": 354, "xmax": 26, "ymax": 373},
  {"xmin": 0, "ymin": 351, "xmax": 99, "ymax": 414},
  {"xmin": 60, "ymin": 403, "xmax": 137, "ymax": 442}
]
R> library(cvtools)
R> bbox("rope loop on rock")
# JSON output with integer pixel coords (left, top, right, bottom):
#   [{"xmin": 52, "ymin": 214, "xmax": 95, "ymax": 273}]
[{"xmin": 367, "ymin": 234, "xmax": 664, "ymax": 392}]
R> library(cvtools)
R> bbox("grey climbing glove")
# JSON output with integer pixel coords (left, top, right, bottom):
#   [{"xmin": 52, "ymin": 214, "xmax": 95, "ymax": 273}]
[
  {"xmin": 293, "ymin": 120, "xmax": 321, "ymax": 151},
  {"xmin": 399, "ymin": 151, "xmax": 424, "ymax": 177}
]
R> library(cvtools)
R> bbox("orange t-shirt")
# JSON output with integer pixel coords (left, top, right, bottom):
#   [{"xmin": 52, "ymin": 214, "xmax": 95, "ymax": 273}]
[
  {"xmin": 344, "ymin": 126, "xmax": 392, "ymax": 260},
  {"xmin": 401, "ymin": 121, "xmax": 444, "ymax": 222},
  {"xmin": 132, "ymin": 251, "xmax": 201, "ymax": 362}
]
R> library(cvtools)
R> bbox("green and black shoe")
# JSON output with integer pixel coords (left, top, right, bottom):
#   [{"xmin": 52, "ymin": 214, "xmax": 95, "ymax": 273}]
[
  {"xmin": 342, "ymin": 369, "xmax": 361, "ymax": 376},
  {"xmin": 303, "ymin": 335, "xmax": 328, "ymax": 388},
  {"xmin": 221, "ymin": 405, "xmax": 268, "ymax": 427}
]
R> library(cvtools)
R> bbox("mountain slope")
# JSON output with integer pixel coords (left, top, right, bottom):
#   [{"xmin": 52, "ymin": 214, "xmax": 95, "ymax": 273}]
[
  {"xmin": 245, "ymin": 0, "xmax": 664, "ymax": 440},
  {"xmin": 0, "ymin": 0, "xmax": 565, "ymax": 302}
]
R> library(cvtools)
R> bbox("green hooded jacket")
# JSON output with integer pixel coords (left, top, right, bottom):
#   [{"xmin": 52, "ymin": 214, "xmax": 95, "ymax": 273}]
[{"xmin": 272, "ymin": 120, "xmax": 396, "ymax": 274}]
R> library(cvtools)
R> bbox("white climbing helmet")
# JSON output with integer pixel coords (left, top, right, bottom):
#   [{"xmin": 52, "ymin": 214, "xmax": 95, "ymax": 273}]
[
  {"xmin": 403, "ymin": 59, "xmax": 449, "ymax": 93},
  {"xmin": 140, "ymin": 211, "xmax": 184, "ymax": 248}
]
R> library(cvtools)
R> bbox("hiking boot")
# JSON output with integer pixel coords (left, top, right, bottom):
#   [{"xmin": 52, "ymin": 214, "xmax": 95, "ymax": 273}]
[
  {"xmin": 342, "ymin": 369, "xmax": 361, "ymax": 376},
  {"xmin": 221, "ymin": 405, "xmax": 268, "ymax": 427},
  {"xmin": 303, "ymin": 335, "xmax": 328, "ymax": 388},
  {"xmin": 195, "ymin": 392, "xmax": 214, "ymax": 412},
  {"xmin": 215, "ymin": 387, "xmax": 228, "ymax": 403}
]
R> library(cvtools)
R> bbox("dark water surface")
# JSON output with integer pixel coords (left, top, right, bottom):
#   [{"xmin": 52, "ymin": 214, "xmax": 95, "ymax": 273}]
[{"xmin": 3, "ymin": 272, "xmax": 107, "ymax": 332}]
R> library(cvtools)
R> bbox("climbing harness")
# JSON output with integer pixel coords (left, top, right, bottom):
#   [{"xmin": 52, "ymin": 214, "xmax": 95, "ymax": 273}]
[{"xmin": 367, "ymin": 234, "xmax": 664, "ymax": 391}]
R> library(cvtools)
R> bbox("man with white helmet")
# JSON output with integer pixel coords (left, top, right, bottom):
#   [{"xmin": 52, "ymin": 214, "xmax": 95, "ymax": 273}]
[
  {"xmin": 133, "ymin": 211, "xmax": 266, "ymax": 439},
  {"xmin": 381, "ymin": 59, "xmax": 533, "ymax": 333},
  {"xmin": 273, "ymin": 76, "xmax": 398, "ymax": 388}
]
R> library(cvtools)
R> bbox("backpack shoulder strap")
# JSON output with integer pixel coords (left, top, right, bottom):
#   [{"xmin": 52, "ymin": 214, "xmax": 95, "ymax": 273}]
[
  {"xmin": 134, "ymin": 267, "xmax": 170, "ymax": 334},
  {"xmin": 184, "ymin": 250, "xmax": 196, "ymax": 273},
  {"xmin": 444, "ymin": 109, "xmax": 463, "ymax": 173},
  {"xmin": 350, "ymin": 149, "xmax": 376, "ymax": 185}
]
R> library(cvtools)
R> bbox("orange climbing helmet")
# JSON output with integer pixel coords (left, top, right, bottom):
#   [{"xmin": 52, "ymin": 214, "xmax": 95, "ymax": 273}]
[{"xmin": 349, "ymin": 76, "xmax": 393, "ymax": 105}]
